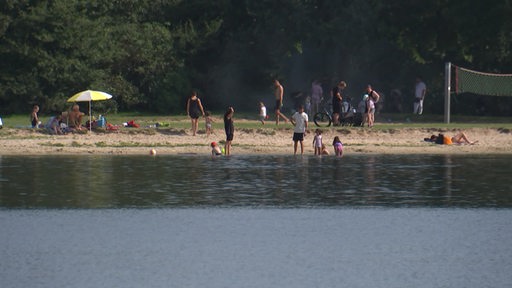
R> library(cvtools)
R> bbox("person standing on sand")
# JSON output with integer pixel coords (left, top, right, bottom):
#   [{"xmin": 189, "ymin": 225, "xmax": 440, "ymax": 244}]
[
  {"xmin": 259, "ymin": 102, "xmax": 267, "ymax": 125},
  {"xmin": 223, "ymin": 106, "xmax": 235, "ymax": 155},
  {"xmin": 414, "ymin": 76, "xmax": 427, "ymax": 115},
  {"xmin": 30, "ymin": 105, "xmax": 40, "ymax": 128},
  {"xmin": 311, "ymin": 80, "xmax": 323, "ymax": 115},
  {"xmin": 274, "ymin": 79, "xmax": 290, "ymax": 125},
  {"xmin": 332, "ymin": 81, "xmax": 347, "ymax": 126},
  {"xmin": 204, "ymin": 111, "xmax": 214, "ymax": 137},
  {"xmin": 290, "ymin": 104, "xmax": 308, "ymax": 155},
  {"xmin": 186, "ymin": 91, "xmax": 205, "ymax": 136},
  {"xmin": 365, "ymin": 85, "xmax": 379, "ymax": 128}
]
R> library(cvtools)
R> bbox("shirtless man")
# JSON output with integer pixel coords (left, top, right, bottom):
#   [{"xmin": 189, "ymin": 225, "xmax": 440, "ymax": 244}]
[
  {"xmin": 274, "ymin": 79, "xmax": 290, "ymax": 125},
  {"xmin": 68, "ymin": 104, "xmax": 85, "ymax": 130}
]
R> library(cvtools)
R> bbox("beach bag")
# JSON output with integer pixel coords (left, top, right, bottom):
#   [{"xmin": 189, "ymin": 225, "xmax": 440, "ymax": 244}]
[
  {"xmin": 97, "ymin": 115, "xmax": 106, "ymax": 128},
  {"xmin": 106, "ymin": 123, "xmax": 120, "ymax": 131},
  {"xmin": 127, "ymin": 120, "xmax": 140, "ymax": 128}
]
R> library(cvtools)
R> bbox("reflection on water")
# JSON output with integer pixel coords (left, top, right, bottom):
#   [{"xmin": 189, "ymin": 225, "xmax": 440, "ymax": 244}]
[
  {"xmin": 1, "ymin": 154, "xmax": 511, "ymax": 208},
  {"xmin": 2, "ymin": 155, "xmax": 512, "ymax": 288}
]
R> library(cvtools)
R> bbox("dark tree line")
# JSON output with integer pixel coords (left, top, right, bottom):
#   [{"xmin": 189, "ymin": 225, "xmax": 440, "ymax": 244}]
[{"xmin": 1, "ymin": 0, "xmax": 511, "ymax": 115}]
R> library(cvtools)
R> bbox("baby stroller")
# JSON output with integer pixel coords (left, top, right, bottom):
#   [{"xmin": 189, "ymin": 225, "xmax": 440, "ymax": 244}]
[
  {"xmin": 351, "ymin": 96, "xmax": 368, "ymax": 127},
  {"xmin": 339, "ymin": 97, "xmax": 357, "ymax": 126},
  {"xmin": 352, "ymin": 111, "xmax": 364, "ymax": 126}
]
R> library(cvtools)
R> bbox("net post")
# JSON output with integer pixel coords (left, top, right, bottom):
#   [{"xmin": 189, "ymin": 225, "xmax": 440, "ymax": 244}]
[{"xmin": 444, "ymin": 62, "xmax": 451, "ymax": 124}]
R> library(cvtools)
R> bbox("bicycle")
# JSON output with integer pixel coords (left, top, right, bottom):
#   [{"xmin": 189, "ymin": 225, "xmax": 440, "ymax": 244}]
[
  {"xmin": 313, "ymin": 100, "xmax": 332, "ymax": 127},
  {"xmin": 313, "ymin": 97, "xmax": 359, "ymax": 127}
]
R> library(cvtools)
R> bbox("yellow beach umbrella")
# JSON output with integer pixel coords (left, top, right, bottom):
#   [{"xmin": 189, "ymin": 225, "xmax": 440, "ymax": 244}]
[{"xmin": 67, "ymin": 90, "xmax": 113, "ymax": 131}]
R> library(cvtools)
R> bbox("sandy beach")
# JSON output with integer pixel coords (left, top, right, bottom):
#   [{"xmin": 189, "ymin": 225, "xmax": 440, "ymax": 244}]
[{"xmin": 1, "ymin": 119, "xmax": 511, "ymax": 156}]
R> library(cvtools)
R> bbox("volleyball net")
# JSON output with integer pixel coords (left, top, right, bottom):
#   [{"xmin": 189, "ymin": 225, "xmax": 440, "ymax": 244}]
[
  {"xmin": 444, "ymin": 63, "xmax": 512, "ymax": 123},
  {"xmin": 454, "ymin": 65, "xmax": 512, "ymax": 96}
]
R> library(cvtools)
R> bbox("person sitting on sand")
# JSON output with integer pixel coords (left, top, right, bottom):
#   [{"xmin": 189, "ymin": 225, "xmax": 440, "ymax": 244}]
[
  {"xmin": 68, "ymin": 104, "xmax": 85, "ymax": 130},
  {"xmin": 45, "ymin": 114, "xmax": 63, "ymax": 135},
  {"xmin": 426, "ymin": 132, "xmax": 478, "ymax": 145},
  {"xmin": 321, "ymin": 144, "xmax": 330, "ymax": 155}
]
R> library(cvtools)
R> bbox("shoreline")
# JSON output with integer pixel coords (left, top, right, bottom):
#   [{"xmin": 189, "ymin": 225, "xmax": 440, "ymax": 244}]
[{"xmin": 1, "ymin": 126, "xmax": 511, "ymax": 156}]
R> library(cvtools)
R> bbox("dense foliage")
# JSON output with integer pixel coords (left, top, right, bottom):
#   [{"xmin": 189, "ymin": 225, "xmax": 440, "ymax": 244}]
[{"xmin": 1, "ymin": 0, "xmax": 511, "ymax": 116}]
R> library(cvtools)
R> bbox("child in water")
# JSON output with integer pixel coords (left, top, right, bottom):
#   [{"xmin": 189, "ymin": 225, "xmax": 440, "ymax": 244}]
[
  {"xmin": 332, "ymin": 136, "xmax": 343, "ymax": 157},
  {"xmin": 313, "ymin": 129, "xmax": 323, "ymax": 155},
  {"xmin": 211, "ymin": 141, "xmax": 222, "ymax": 156},
  {"xmin": 321, "ymin": 144, "xmax": 330, "ymax": 155}
]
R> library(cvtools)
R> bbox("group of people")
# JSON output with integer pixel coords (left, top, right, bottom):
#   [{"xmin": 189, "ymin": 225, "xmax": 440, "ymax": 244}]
[
  {"xmin": 312, "ymin": 76, "xmax": 428, "ymax": 122},
  {"xmin": 208, "ymin": 106, "xmax": 234, "ymax": 156},
  {"xmin": 191, "ymin": 79, "xmax": 289, "ymax": 156},
  {"xmin": 209, "ymin": 102, "xmax": 345, "ymax": 157},
  {"xmin": 315, "ymin": 80, "xmax": 382, "ymax": 127},
  {"xmin": 290, "ymin": 104, "xmax": 346, "ymax": 156},
  {"xmin": 311, "ymin": 80, "xmax": 381, "ymax": 127},
  {"xmin": 30, "ymin": 104, "xmax": 86, "ymax": 134},
  {"xmin": 312, "ymin": 129, "xmax": 344, "ymax": 157},
  {"xmin": 197, "ymin": 78, "xmax": 426, "ymax": 157}
]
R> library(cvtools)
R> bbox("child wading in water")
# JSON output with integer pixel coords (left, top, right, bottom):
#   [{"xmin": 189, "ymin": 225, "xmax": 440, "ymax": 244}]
[
  {"xmin": 321, "ymin": 144, "xmax": 330, "ymax": 155},
  {"xmin": 332, "ymin": 136, "xmax": 344, "ymax": 157},
  {"xmin": 210, "ymin": 141, "xmax": 222, "ymax": 156},
  {"xmin": 313, "ymin": 129, "xmax": 323, "ymax": 155}
]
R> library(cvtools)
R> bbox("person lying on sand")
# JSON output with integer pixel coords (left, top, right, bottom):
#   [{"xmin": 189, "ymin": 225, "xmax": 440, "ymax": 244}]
[
  {"xmin": 425, "ymin": 132, "xmax": 478, "ymax": 145},
  {"xmin": 451, "ymin": 132, "xmax": 478, "ymax": 145}
]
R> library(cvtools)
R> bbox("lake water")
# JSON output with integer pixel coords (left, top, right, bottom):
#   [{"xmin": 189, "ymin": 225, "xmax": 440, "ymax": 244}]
[{"xmin": 1, "ymin": 154, "xmax": 511, "ymax": 287}]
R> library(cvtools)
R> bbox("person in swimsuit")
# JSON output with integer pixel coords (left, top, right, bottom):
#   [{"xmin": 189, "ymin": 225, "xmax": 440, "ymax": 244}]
[
  {"xmin": 223, "ymin": 106, "xmax": 235, "ymax": 155},
  {"xmin": 365, "ymin": 85, "xmax": 379, "ymax": 128},
  {"xmin": 259, "ymin": 102, "xmax": 267, "ymax": 125},
  {"xmin": 427, "ymin": 132, "xmax": 478, "ymax": 145},
  {"xmin": 186, "ymin": 91, "xmax": 205, "ymax": 136},
  {"xmin": 205, "ymin": 111, "xmax": 214, "ymax": 137},
  {"xmin": 332, "ymin": 136, "xmax": 344, "ymax": 157},
  {"xmin": 321, "ymin": 144, "xmax": 330, "ymax": 155},
  {"xmin": 210, "ymin": 141, "xmax": 222, "ymax": 156},
  {"xmin": 68, "ymin": 104, "xmax": 85, "ymax": 130},
  {"xmin": 313, "ymin": 129, "xmax": 323, "ymax": 156},
  {"xmin": 273, "ymin": 79, "xmax": 290, "ymax": 125},
  {"xmin": 30, "ymin": 105, "xmax": 40, "ymax": 128}
]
